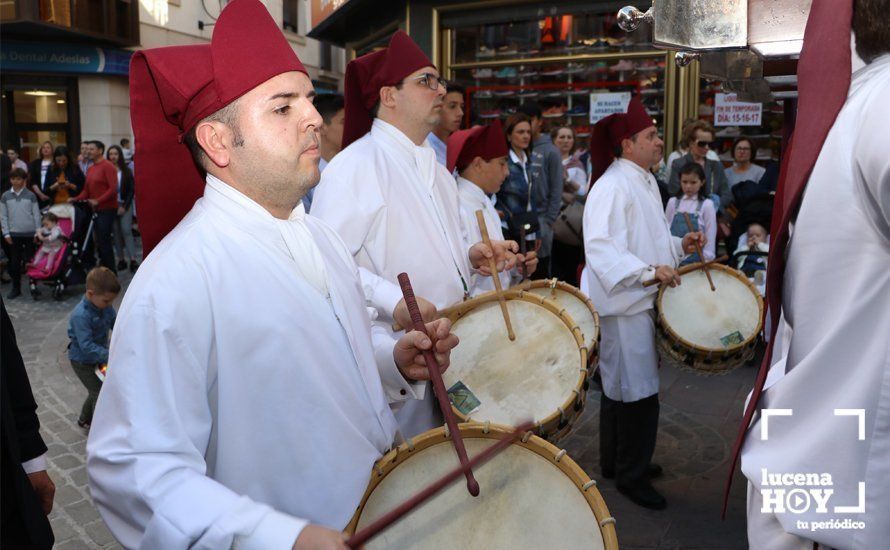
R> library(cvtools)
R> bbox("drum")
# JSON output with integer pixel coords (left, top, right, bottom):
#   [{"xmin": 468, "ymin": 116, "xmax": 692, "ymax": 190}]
[
  {"xmin": 442, "ymin": 291, "xmax": 587, "ymax": 441},
  {"xmin": 514, "ymin": 279, "xmax": 600, "ymax": 372},
  {"xmin": 656, "ymin": 264, "xmax": 764, "ymax": 375},
  {"xmin": 347, "ymin": 424, "xmax": 619, "ymax": 549}
]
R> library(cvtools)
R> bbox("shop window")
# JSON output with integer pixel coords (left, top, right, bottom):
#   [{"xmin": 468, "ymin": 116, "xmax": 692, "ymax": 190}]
[
  {"xmin": 13, "ymin": 89, "xmax": 69, "ymax": 124},
  {"xmin": 446, "ymin": 8, "xmax": 665, "ymax": 144},
  {"xmin": 283, "ymin": 0, "xmax": 299, "ymax": 33},
  {"xmin": 700, "ymin": 81, "xmax": 784, "ymax": 166},
  {"xmin": 39, "ymin": 0, "xmax": 72, "ymax": 26},
  {"xmin": 0, "ymin": 0, "xmax": 15, "ymax": 21}
]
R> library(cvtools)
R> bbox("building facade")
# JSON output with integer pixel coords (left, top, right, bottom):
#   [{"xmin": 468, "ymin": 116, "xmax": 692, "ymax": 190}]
[{"xmin": 1, "ymin": 0, "xmax": 345, "ymax": 163}]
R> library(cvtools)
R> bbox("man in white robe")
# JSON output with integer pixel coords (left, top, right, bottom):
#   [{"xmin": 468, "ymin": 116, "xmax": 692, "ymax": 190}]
[
  {"xmin": 581, "ymin": 96, "xmax": 703, "ymax": 510},
  {"xmin": 738, "ymin": 2, "xmax": 890, "ymax": 547},
  {"xmin": 86, "ymin": 3, "xmax": 458, "ymax": 549},
  {"xmin": 311, "ymin": 31, "xmax": 516, "ymax": 437},
  {"xmin": 449, "ymin": 121, "xmax": 538, "ymax": 294}
]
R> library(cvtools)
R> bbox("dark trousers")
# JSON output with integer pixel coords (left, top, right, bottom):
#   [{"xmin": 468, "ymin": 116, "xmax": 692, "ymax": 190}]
[
  {"xmin": 600, "ymin": 393, "xmax": 660, "ymax": 489},
  {"xmin": 3, "ymin": 236, "xmax": 36, "ymax": 289},
  {"xmin": 93, "ymin": 209, "xmax": 117, "ymax": 272},
  {"xmin": 70, "ymin": 360, "xmax": 103, "ymax": 424},
  {"xmin": 531, "ymin": 255, "xmax": 552, "ymax": 280}
]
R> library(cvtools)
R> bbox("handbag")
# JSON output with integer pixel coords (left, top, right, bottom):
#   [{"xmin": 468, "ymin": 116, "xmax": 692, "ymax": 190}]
[{"xmin": 553, "ymin": 197, "xmax": 584, "ymax": 247}]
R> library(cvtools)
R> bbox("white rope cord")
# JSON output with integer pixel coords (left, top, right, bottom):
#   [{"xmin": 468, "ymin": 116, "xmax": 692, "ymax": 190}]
[
  {"xmin": 554, "ymin": 449, "xmax": 567, "ymax": 462},
  {"xmin": 582, "ymin": 480, "xmax": 597, "ymax": 490},
  {"xmin": 482, "ymin": 420, "xmax": 491, "ymax": 434},
  {"xmin": 599, "ymin": 517, "xmax": 617, "ymax": 527}
]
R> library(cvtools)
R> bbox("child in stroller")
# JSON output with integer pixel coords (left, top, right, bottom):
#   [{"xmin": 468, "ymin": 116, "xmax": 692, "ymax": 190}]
[{"xmin": 27, "ymin": 201, "xmax": 95, "ymax": 300}]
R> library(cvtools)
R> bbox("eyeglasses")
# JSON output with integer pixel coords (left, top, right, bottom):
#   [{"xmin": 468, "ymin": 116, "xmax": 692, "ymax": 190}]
[
  {"xmin": 408, "ymin": 73, "xmax": 448, "ymax": 91},
  {"xmin": 696, "ymin": 140, "xmax": 716, "ymax": 148}
]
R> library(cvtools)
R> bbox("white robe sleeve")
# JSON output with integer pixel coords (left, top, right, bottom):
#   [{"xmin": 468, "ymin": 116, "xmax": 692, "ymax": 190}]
[
  {"xmin": 583, "ymin": 184, "xmax": 650, "ymax": 291},
  {"xmin": 87, "ymin": 304, "xmax": 306, "ymax": 550},
  {"xmin": 853, "ymin": 95, "xmax": 890, "ymax": 238},
  {"xmin": 312, "ymin": 162, "xmax": 403, "ymax": 320}
]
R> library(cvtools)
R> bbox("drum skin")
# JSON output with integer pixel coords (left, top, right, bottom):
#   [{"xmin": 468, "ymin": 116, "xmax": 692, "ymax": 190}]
[
  {"xmin": 656, "ymin": 264, "xmax": 764, "ymax": 375},
  {"xmin": 442, "ymin": 291, "xmax": 588, "ymax": 441},
  {"xmin": 347, "ymin": 424, "xmax": 619, "ymax": 550},
  {"xmin": 514, "ymin": 279, "xmax": 600, "ymax": 374}
]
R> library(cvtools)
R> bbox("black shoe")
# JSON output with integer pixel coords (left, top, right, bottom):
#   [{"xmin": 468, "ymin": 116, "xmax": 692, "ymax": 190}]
[
  {"xmin": 602, "ymin": 463, "xmax": 663, "ymax": 480},
  {"xmin": 6, "ymin": 287, "xmax": 21, "ymax": 299},
  {"xmin": 77, "ymin": 419, "xmax": 90, "ymax": 430},
  {"xmin": 129, "ymin": 260, "xmax": 139, "ymax": 272},
  {"xmin": 117, "ymin": 260, "xmax": 127, "ymax": 271},
  {"xmin": 617, "ymin": 482, "xmax": 667, "ymax": 510}
]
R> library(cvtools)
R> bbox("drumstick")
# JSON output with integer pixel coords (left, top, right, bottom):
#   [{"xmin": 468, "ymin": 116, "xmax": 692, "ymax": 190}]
[
  {"xmin": 643, "ymin": 255, "xmax": 728, "ymax": 288},
  {"xmin": 345, "ymin": 421, "xmax": 534, "ymax": 549},
  {"xmin": 397, "ymin": 273, "xmax": 480, "ymax": 497},
  {"xmin": 683, "ymin": 212, "xmax": 715, "ymax": 291},
  {"xmin": 475, "ymin": 210, "xmax": 516, "ymax": 341},
  {"xmin": 519, "ymin": 225, "xmax": 527, "ymax": 281}
]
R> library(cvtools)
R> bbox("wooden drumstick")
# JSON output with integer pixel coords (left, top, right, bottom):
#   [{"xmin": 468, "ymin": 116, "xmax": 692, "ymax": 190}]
[
  {"xmin": 397, "ymin": 273, "xmax": 480, "ymax": 497},
  {"xmin": 345, "ymin": 421, "xmax": 533, "ymax": 549},
  {"xmin": 519, "ymin": 225, "xmax": 527, "ymax": 281},
  {"xmin": 683, "ymin": 212, "xmax": 715, "ymax": 291},
  {"xmin": 475, "ymin": 210, "xmax": 516, "ymax": 341},
  {"xmin": 643, "ymin": 255, "xmax": 729, "ymax": 288}
]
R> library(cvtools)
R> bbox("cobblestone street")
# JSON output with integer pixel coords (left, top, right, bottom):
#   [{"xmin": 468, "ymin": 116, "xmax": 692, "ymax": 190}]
[{"xmin": 6, "ymin": 271, "xmax": 750, "ymax": 549}]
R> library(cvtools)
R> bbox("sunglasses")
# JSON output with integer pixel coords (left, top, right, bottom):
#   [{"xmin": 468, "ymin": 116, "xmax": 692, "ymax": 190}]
[{"xmin": 696, "ymin": 140, "xmax": 716, "ymax": 148}]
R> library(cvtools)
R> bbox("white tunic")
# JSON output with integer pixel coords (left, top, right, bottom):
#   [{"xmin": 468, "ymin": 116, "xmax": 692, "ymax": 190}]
[
  {"xmin": 581, "ymin": 158, "xmax": 683, "ymax": 402},
  {"xmin": 87, "ymin": 175, "xmax": 418, "ymax": 550},
  {"xmin": 456, "ymin": 176, "xmax": 512, "ymax": 294},
  {"xmin": 311, "ymin": 119, "xmax": 474, "ymax": 436},
  {"xmin": 743, "ymin": 54, "xmax": 890, "ymax": 550}
]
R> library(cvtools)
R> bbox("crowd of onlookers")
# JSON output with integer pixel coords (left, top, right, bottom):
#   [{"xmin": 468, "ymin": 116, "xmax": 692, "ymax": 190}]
[{"xmin": 0, "ymin": 138, "xmax": 140, "ymax": 299}]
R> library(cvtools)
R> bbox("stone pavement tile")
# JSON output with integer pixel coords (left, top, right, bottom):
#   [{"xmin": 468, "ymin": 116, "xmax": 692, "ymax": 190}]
[
  {"xmin": 48, "ymin": 514, "xmax": 79, "ymax": 543},
  {"xmin": 662, "ymin": 370, "xmax": 749, "ymax": 418},
  {"xmin": 52, "ymin": 453, "xmax": 82, "ymax": 471},
  {"xmin": 54, "ymin": 484, "xmax": 87, "ymax": 507},
  {"xmin": 66, "ymin": 498, "xmax": 102, "ymax": 526},
  {"xmin": 84, "ymin": 519, "xmax": 116, "ymax": 546},
  {"xmin": 69, "ymin": 465, "xmax": 90, "ymax": 487},
  {"xmin": 55, "ymin": 538, "xmax": 96, "ymax": 550}
]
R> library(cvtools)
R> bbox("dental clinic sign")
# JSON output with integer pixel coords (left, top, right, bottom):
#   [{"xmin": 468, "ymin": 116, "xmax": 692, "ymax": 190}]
[
  {"xmin": 0, "ymin": 42, "xmax": 132, "ymax": 76},
  {"xmin": 759, "ymin": 408, "xmax": 867, "ymax": 533}
]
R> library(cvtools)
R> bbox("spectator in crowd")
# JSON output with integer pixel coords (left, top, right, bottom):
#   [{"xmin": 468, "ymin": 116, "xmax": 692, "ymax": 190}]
[
  {"xmin": 668, "ymin": 120, "xmax": 732, "ymax": 209},
  {"xmin": 518, "ymin": 102, "xmax": 563, "ymax": 278},
  {"xmin": 724, "ymin": 136, "xmax": 766, "ymax": 189},
  {"xmin": 30, "ymin": 212, "xmax": 64, "ymax": 270},
  {"xmin": 46, "ymin": 146, "xmax": 84, "ymax": 205},
  {"xmin": 734, "ymin": 222, "xmax": 769, "ymax": 277},
  {"xmin": 428, "ymin": 84, "xmax": 465, "ymax": 167},
  {"xmin": 28, "ymin": 141, "xmax": 55, "ymax": 208},
  {"xmin": 665, "ymin": 118, "xmax": 721, "ymax": 183},
  {"xmin": 67, "ymin": 267, "xmax": 119, "ymax": 429},
  {"xmin": 119, "ymin": 138, "xmax": 134, "ymax": 162},
  {"xmin": 70, "ymin": 141, "xmax": 118, "ymax": 272},
  {"xmin": 497, "ymin": 113, "xmax": 538, "ymax": 240},
  {"xmin": 77, "ymin": 141, "xmax": 93, "ymax": 175},
  {"xmin": 6, "ymin": 146, "xmax": 29, "ymax": 173},
  {"xmin": 552, "ymin": 124, "xmax": 588, "ymax": 195},
  {"xmin": 106, "ymin": 145, "xmax": 138, "ymax": 272},
  {"xmin": 1, "ymin": 301, "xmax": 56, "ymax": 549},
  {"xmin": 664, "ymin": 163, "xmax": 717, "ymax": 264},
  {"xmin": 0, "ymin": 168, "xmax": 41, "ymax": 298},
  {"xmin": 303, "ymin": 93, "xmax": 345, "ymax": 211}
]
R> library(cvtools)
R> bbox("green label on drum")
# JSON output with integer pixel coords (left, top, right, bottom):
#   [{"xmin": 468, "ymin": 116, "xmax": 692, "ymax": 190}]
[
  {"xmin": 720, "ymin": 331, "xmax": 744, "ymax": 347},
  {"xmin": 447, "ymin": 381, "xmax": 482, "ymax": 416}
]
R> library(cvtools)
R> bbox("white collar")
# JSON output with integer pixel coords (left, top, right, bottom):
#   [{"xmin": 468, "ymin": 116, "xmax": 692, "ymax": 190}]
[
  {"xmin": 456, "ymin": 176, "xmax": 490, "ymax": 204},
  {"xmin": 205, "ymin": 173, "xmax": 306, "ymax": 223},
  {"xmin": 616, "ymin": 157, "xmax": 653, "ymax": 179},
  {"xmin": 371, "ymin": 118, "xmax": 431, "ymax": 157},
  {"xmin": 509, "ymin": 149, "xmax": 526, "ymax": 164},
  {"xmin": 10, "ymin": 187, "xmax": 25, "ymax": 196}
]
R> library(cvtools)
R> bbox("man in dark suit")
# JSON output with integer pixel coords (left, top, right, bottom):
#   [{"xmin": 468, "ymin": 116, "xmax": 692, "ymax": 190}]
[{"xmin": 1, "ymin": 300, "xmax": 55, "ymax": 549}]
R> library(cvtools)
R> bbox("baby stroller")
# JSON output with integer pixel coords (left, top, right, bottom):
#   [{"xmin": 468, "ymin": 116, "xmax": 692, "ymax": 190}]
[{"xmin": 27, "ymin": 201, "xmax": 95, "ymax": 300}]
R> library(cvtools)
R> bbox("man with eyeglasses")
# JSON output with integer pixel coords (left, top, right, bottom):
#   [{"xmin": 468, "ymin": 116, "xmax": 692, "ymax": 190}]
[{"xmin": 312, "ymin": 31, "xmax": 518, "ymax": 438}]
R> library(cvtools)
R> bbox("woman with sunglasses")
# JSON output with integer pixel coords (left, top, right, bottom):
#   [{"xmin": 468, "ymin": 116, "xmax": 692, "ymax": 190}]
[{"xmin": 667, "ymin": 120, "xmax": 732, "ymax": 210}]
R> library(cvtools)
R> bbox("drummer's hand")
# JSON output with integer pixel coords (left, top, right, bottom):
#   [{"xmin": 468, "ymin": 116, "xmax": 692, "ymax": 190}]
[
  {"xmin": 394, "ymin": 318, "xmax": 459, "ymax": 381},
  {"xmin": 392, "ymin": 295, "xmax": 437, "ymax": 330},
  {"xmin": 470, "ymin": 240, "xmax": 518, "ymax": 274},
  {"xmin": 654, "ymin": 265, "xmax": 681, "ymax": 287},
  {"xmin": 292, "ymin": 525, "xmax": 349, "ymax": 550},
  {"xmin": 518, "ymin": 250, "xmax": 538, "ymax": 276},
  {"xmin": 681, "ymin": 231, "xmax": 706, "ymax": 254}
]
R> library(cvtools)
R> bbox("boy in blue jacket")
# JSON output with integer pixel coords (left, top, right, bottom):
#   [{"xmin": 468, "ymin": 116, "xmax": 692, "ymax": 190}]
[{"xmin": 67, "ymin": 267, "xmax": 119, "ymax": 428}]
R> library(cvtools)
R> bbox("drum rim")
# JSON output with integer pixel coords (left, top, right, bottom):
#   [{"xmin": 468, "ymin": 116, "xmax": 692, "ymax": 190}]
[
  {"xmin": 514, "ymin": 279, "xmax": 600, "ymax": 352},
  {"xmin": 444, "ymin": 290, "xmax": 588, "ymax": 432},
  {"xmin": 656, "ymin": 264, "xmax": 765, "ymax": 355},
  {"xmin": 346, "ymin": 422, "xmax": 619, "ymax": 549}
]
